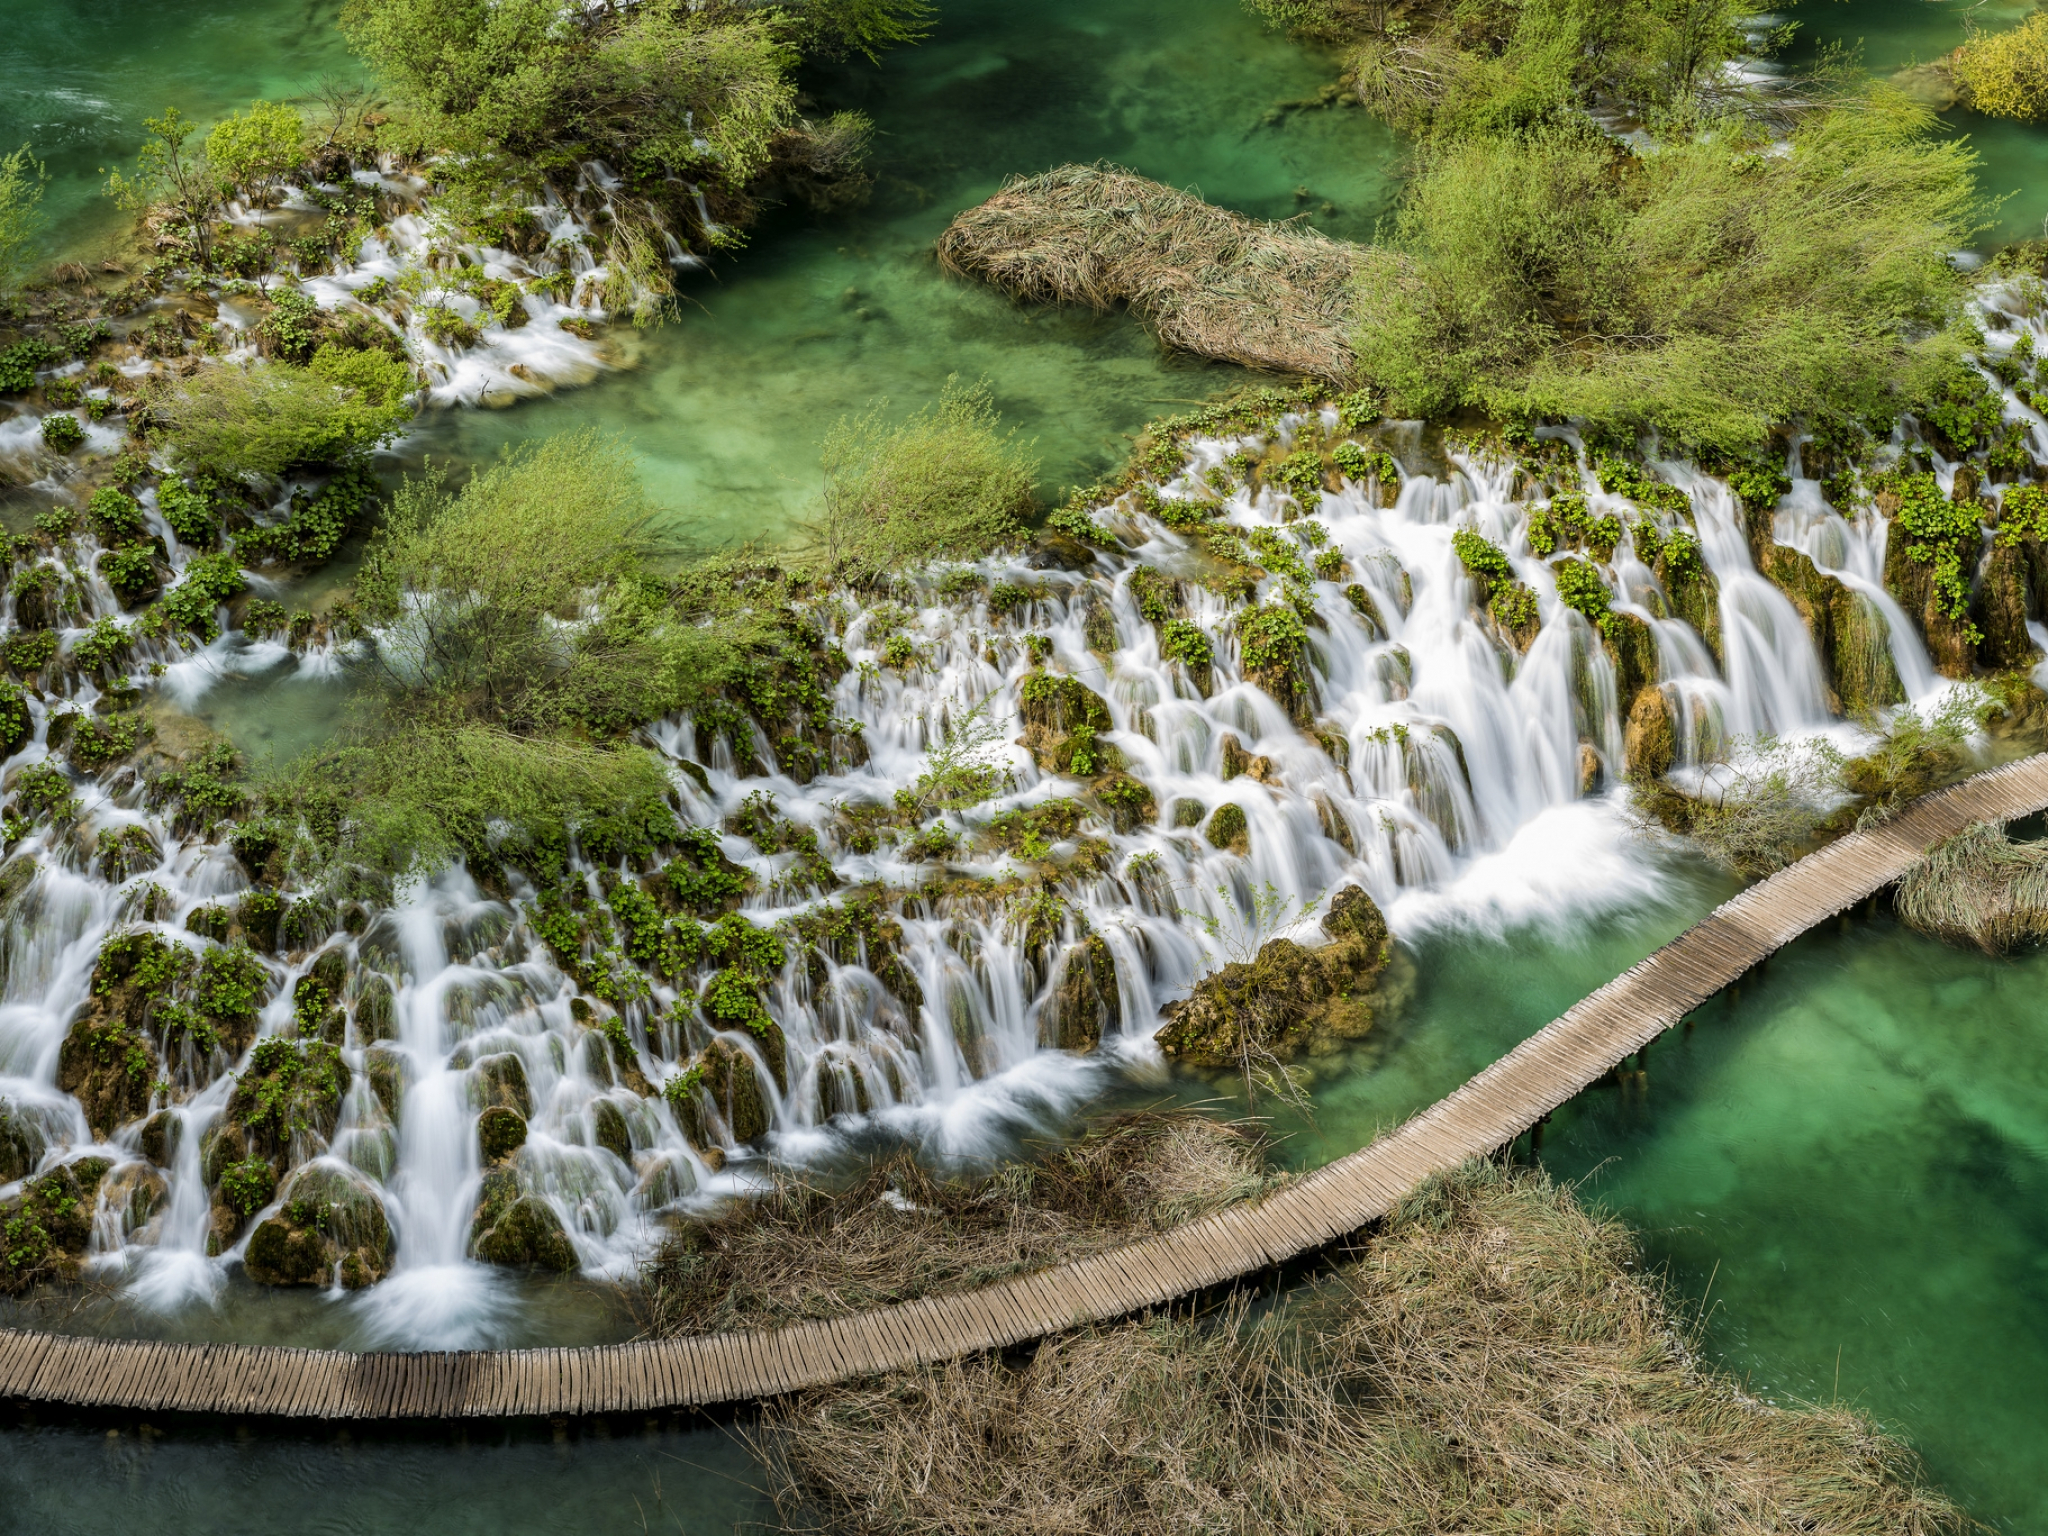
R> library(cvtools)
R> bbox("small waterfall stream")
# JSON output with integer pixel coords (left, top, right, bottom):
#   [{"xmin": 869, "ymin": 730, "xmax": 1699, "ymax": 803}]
[{"xmin": 0, "ymin": 414, "xmax": 1948, "ymax": 1345}]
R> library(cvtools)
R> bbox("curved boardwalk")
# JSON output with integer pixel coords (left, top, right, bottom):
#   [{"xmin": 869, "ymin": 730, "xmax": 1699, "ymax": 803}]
[{"xmin": 7, "ymin": 755, "xmax": 2048, "ymax": 1419}]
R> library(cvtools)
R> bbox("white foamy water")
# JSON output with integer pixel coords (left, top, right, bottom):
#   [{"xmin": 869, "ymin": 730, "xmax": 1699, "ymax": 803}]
[{"xmin": 0, "ymin": 419, "xmax": 1958, "ymax": 1345}]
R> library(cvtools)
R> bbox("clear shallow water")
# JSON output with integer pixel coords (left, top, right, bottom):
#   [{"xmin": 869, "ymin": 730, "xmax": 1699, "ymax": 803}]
[
  {"xmin": 0, "ymin": 1409, "xmax": 775, "ymax": 1535},
  {"xmin": 1538, "ymin": 904, "xmax": 2048, "ymax": 1533},
  {"xmin": 414, "ymin": 0, "xmax": 1401, "ymax": 540}
]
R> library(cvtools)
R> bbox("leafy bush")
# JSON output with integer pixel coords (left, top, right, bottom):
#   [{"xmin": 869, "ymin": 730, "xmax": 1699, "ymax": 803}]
[
  {"xmin": 1354, "ymin": 98, "xmax": 1978, "ymax": 451},
  {"xmin": 205, "ymin": 100, "xmax": 307, "ymax": 198},
  {"xmin": 1450, "ymin": 528, "xmax": 1512, "ymax": 585},
  {"xmin": 1237, "ymin": 604, "xmax": 1307, "ymax": 674},
  {"xmin": 88, "ymin": 487, "xmax": 147, "ymax": 541},
  {"xmin": 1952, "ymin": 11, "xmax": 2048, "ymax": 122},
  {"xmin": 157, "ymin": 478, "xmax": 221, "ymax": 547},
  {"xmin": 40, "ymin": 413, "xmax": 84, "ymax": 452},
  {"xmin": 153, "ymin": 360, "xmax": 411, "ymax": 477}
]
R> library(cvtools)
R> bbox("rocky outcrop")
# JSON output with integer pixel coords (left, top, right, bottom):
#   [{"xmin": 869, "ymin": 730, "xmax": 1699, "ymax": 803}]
[
  {"xmin": 1881, "ymin": 521, "xmax": 1977, "ymax": 681},
  {"xmin": 1624, "ymin": 687, "xmax": 1676, "ymax": 780},
  {"xmin": 1155, "ymin": 885, "xmax": 1390, "ymax": 1067},
  {"xmin": 1974, "ymin": 540, "xmax": 2041, "ymax": 671},
  {"xmin": 1761, "ymin": 544, "xmax": 1905, "ymax": 711},
  {"xmin": 1017, "ymin": 670, "xmax": 1115, "ymax": 777},
  {"xmin": 671, "ymin": 1037, "xmax": 770, "ymax": 1145}
]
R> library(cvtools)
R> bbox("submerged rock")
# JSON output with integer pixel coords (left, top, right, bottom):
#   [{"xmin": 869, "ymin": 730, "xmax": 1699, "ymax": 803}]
[
  {"xmin": 245, "ymin": 1164, "xmax": 393, "ymax": 1289},
  {"xmin": 1155, "ymin": 884, "xmax": 1390, "ymax": 1067},
  {"xmin": 469, "ymin": 1166, "xmax": 577, "ymax": 1271}
]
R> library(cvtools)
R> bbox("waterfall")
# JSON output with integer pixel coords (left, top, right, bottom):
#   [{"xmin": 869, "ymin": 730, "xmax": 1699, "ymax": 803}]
[{"xmin": 0, "ymin": 421, "xmax": 1936, "ymax": 1345}]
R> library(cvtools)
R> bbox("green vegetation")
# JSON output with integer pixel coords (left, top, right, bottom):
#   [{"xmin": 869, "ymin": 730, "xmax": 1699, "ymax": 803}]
[
  {"xmin": 0, "ymin": 143, "xmax": 46, "ymax": 288},
  {"xmin": 1354, "ymin": 99, "xmax": 1979, "ymax": 450},
  {"xmin": 807, "ymin": 380, "xmax": 1037, "ymax": 578},
  {"xmin": 205, "ymin": 100, "xmax": 307, "ymax": 199},
  {"xmin": 151, "ymin": 360, "xmax": 411, "ymax": 478},
  {"xmin": 1952, "ymin": 11, "xmax": 2048, "ymax": 122}
]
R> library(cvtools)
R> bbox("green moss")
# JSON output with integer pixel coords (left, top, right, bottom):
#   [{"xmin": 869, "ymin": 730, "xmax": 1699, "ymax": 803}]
[
  {"xmin": 218, "ymin": 1157, "xmax": 277, "ymax": 1218},
  {"xmin": 228, "ymin": 1036, "xmax": 349, "ymax": 1156},
  {"xmin": 468, "ymin": 1166, "xmax": 576, "ymax": 1270},
  {"xmin": 1159, "ymin": 618, "xmax": 1212, "ymax": 673},
  {"xmin": 1205, "ymin": 802, "xmax": 1249, "ymax": 851},
  {"xmin": 1236, "ymin": 604, "xmax": 1307, "ymax": 675}
]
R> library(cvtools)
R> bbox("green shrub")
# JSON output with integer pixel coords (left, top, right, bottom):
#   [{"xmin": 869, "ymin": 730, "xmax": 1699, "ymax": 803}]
[
  {"xmin": 206, "ymin": 100, "xmax": 307, "ymax": 197},
  {"xmin": 1160, "ymin": 618, "xmax": 1212, "ymax": 672},
  {"xmin": 807, "ymin": 378, "xmax": 1037, "ymax": 575},
  {"xmin": 154, "ymin": 361, "xmax": 411, "ymax": 477},
  {"xmin": 1237, "ymin": 604, "xmax": 1307, "ymax": 674},
  {"xmin": 40, "ymin": 413, "xmax": 84, "ymax": 451},
  {"xmin": 1952, "ymin": 11, "xmax": 2048, "ymax": 121},
  {"xmin": 88, "ymin": 487, "xmax": 147, "ymax": 542},
  {"xmin": 157, "ymin": 478, "xmax": 221, "ymax": 547},
  {"xmin": 1451, "ymin": 528, "xmax": 1512, "ymax": 585}
]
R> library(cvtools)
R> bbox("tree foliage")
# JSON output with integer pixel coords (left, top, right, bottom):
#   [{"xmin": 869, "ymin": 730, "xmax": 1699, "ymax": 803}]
[
  {"xmin": 151, "ymin": 359, "xmax": 411, "ymax": 478},
  {"xmin": 0, "ymin": 143, "xmax": 47, "ymax": 290},
  {"xmin": 1952, "ymin": 11, "xmax": 2048, "ymax": 123}
]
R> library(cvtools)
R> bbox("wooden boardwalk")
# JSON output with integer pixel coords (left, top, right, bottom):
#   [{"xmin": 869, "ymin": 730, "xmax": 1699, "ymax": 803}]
[{"xmin": 6, "ymin": 755, "xmax": 2048, "ymax": 1420}]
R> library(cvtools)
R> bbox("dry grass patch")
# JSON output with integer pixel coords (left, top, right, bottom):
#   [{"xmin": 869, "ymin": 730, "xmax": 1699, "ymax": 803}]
[
  {"xmin": 937, "ymin": 163, "xmax": 1363, "ymax": 381},
  {"xmin": 1896, "ymin": 818, "xmax": 2048, "ymax": 953},
  {"xmin": 638, "ymin": 1110, "xmax": 1276, "ymax": 1336},
  {"xmin": 757, "ymin": 1160, "xmax": 1968, "ymax": 1535}
]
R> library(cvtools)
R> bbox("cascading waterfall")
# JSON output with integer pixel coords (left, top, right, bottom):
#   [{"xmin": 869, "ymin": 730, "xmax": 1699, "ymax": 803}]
[{"xmin": 0, "ymin": 408, "xmax": 1950, "ymax": 1347}]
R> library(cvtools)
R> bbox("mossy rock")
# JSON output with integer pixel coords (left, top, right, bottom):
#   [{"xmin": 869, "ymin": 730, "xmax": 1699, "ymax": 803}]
[
  {"xmin": 1974, "ymin": 540, "xmax": 2038, "ymax": 671},
  {"xmin": 477, "ymin": 1104, "xmax": 527, "ymax": 1164},
  {"xmin": 138, "ymin": 1109, "xmax": 181, "ymax": 1168},
  {"xmin": 1093, "ymin": 770, "xmax": 1155, "ymax": 833},
  {"xmin": 101, "ymin": 1161, "xmax": 169, "ymax": 1233},
  {"xmin": 469, "ymin": 1166, "xmax": 577, "ymax": 1271},
  {"xmin": 95, "ymin": 824, "xmax": 160, "ymax": 883},
  {"xmin": 185, "ymin": 905, "xmax": 233, "ymax": 944},
  {"xmin": 237, "ymin": 889, "xmax": 285, "ymax": 951},
  {"xmin": 0, "ymin": 1102, "xmax": 46, "ymax": 1184},
  {"xmin": 470, "ymin": 1051, "xmax": 533, "ymax": 1119},
  {"xmin": 0, "ymin": 854, "xmax": 36, "ymax": 910},
  {"xmin": 1599, "ymin": 613, "xmax": 1660, "ymax": 714},
  {"xmin": 244, "ymin": 1165, "xmax": 392, "ymax": 1289},
  {"xmin": 1342, "ymin": 583, "xmax": 1385, "ymax": 638},
  {"xmin": 787, "ymin": 889, "xmax": 926, "ymax": 1011},
  {"xmin": 1624, "ymin": 687, "xmax": 1676, "ymax": 780},
  {"xmin": 1039, "ymin": 935, "xmax": 1121, "ymax": 1053},
  {"xmin": 1172, "ymin": 797, "xmax": 1207, "ymax": 829},
  {"xmin": 0, "ymin": 1157, "xmax": 111, "ymax": 1294},
  {"xmin": 1655, "ymin": 551, "xmax": 1721, "ymax": 664},
  {"xmin": 0, "ymin": 683, "xmax": 29, "ymax": 762},
  {"xmin": 1880, "ymin": 531, "xmax": 1975, "ymax": 683},
  {"xmin": 592, "ymin": 1098, "xmax": 632, "ymax": 1162},
  {"xmin": 292, "ymin": 948, "xmax": 348, "ymax": 1044},
  {"xmin": 1017, "ymin": 670, "xmax": 1117, "ymax": 775},
  {"xmin": 1205, "ymin": 802, "xmax": 1249, "ymax": 853},
  {"xmin": 675, "ymin": 1037, "xmax": 770, "ymax": 1145},
  {"xmin": 363, "ymin": 1043, "xmax": 407, "ymax": 1124},
  {"xmin": 1156, "ymin": 883, "xmax": 1391, "ymax": 1067},
  {"xmin": 55, "ymin": 1008, "xmax": 157, "ymax": 1138},
  {"xmin": 353, "ymin": 973, "xmax": 396, "ymax": 1042},
  {"xmin": 225, "ymin": 1037, "xmax": 350, "ymax": 1161}
]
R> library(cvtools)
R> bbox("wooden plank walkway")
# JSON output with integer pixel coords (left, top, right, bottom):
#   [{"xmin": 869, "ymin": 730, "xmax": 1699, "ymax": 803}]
[{"xmin": 7, "ymin": 754, "xmax": 2047, "ymax": 1420}]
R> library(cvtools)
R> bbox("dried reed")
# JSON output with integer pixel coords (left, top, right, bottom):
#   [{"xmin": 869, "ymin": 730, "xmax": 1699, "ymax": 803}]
[
  {"xmin": 758, "ymin": 1160, "xmax": 1969, "ymax": 1536},
  {"xmin": 1895, "ymin": 818, "xmax": 2048, "ymax": 953},
  {"xmin": 639, "ymin": 1111, "xmax": 1276, "ymax": 1336},
  {"xmin": 936, "ymin": 164, "xmax": 1363, "ymax": 381}
]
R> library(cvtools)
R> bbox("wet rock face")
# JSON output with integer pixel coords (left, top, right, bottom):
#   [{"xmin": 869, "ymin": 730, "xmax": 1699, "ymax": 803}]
[
  {"xmin": 684, "ymin": 1038, "xmax": 769, "ymax": 1145},
  {"xmin": 469, "ymin": 1166, "xmax": 577, "ymax": 1271},
  {"xmin": 244, "ymin": 1166, "xmax": 393, "ymax": 1289},
  {"xmin": 1974, "ymin": 540, "xmax": 2038, "ymax": 671},
  {"xmin": 477, "ymin": 1104, "xmax": 528, "ymax": 1163},
  {"xmin": 1155, "ymin": 883, "xmax": 1391, "ymax": 1068},
  {"xmin": 1040, "ymin": 935, "xmax": 1121, "ymax": 1052},
  {"xmin": 1624, "ymin": 688, "xmax": 1676, "ymax": 780}
]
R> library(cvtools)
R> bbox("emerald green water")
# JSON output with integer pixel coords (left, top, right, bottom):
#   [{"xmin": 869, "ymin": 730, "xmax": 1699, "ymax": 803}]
[{"xmin": 11, "ymin": 0, "xmax": 2048, "ymax": 1529}]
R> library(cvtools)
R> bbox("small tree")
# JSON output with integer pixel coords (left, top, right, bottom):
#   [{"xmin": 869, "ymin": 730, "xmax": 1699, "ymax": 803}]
[
  {"xmin": 206, "ymin": 101, "xmax": 308, "ymax": 204},
  {"xmin": 104, "ymin": 108, "xmax": 220, "ymax": 264},
  {"xmin": 1952, "ymin": 12, "xmax": 2048, "ymax": 122},
  {"xmin": 0, "ymin": 143, "xmax": 47, "ymax": 290}
]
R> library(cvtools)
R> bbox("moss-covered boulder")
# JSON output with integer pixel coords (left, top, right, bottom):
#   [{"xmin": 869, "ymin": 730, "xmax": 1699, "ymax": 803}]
[
  {"xmin": 1205, "ymin": 802, "xmax": 1249, "ymax": 853},
  {"xmin": 1755, "ymin": 543, "xmax": 1906, "ymax": 710},
  {"xmin": 291, "ymin": 947, "xmax": 348, "ymax": 1045},
  {"xmin": 468, "ymin": 1051, "xmax": 533, "ymax": 1119},
  {"xmin": 244, "ymin": 1165, "xmax": 392, "ymax": 1288},
  {"xmin": 1655, "ymin": 547, "xmax": 1721, "ymax": 663},
  {"xmin": 363, "ymin": 1043, "xmax": 407, "ymax": 1124},
  {"xmin": 1155, "ymin": 884, "xmax": 1391, "ymax": 1067},
  {"xmin": 1624, "ymin": 687, "xmax": 1676, "ymax": 780},
  {"xmin": 477, "ymin": 1104, "xmax": 527, "ymax": 1163},
  {"xmin": 0, "ymin": 682, "xmax": 29, "ymax": 762},
  {"xmin": 55, "ymin": 1009, "xmax": 156, "ymax": 1138},
  {"xmin": 353, "ymin": 973, "xmax": 397, "ymax": 1042},
  {"xmin": 137, "ymin": 1108, "xmax": 180, "ymax": 1168},
  {"xmin": 225, "ymin": 1036, "xmax": 351, "ymax": 1161},
  {"xmin": 1880, "ymin": 516, "xmax": 1977, "ymax": 681},
  {"xmin": 787, "ymin": 889, "xmax": 926, "ymax": 1012},
  {"xmin": 0, "ymin": 1101, "xmax": 45, "ymax": 1184},
  {"xmin": 469, "ymin": 1166, "xmax": 577, "ymax": 1270},
  {"xmin": 592, "ymin": 1098, "xmax": 632, "ymax": 1162},
  {"xmin": 1093, "ymin": 770, "xmax": 1155, "ymax": 833},
  {"xmin": 669, "ymin": 1037, "xmax": 770, "ymax": 1145},
  {"xmin": 1974, "ymin": 540, "xmax": 2039, "ymax": 670},
  {"xmin": 1039, "ymin": 935, "xmax": 1121, "ymax": 1052},
  {"xmin": 1017, "ymin": 670, "xmax": 1118, "ymax": 776},
  {"xmin": 0, "ymin": 1158, "xmax": 111, "ymax": 1293}
]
